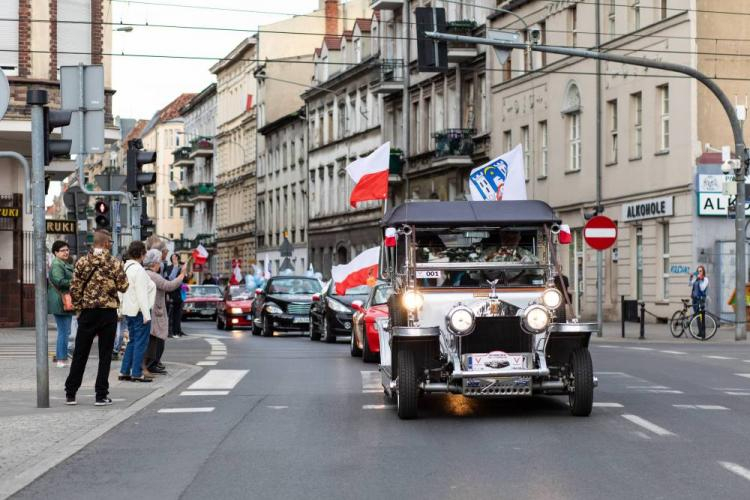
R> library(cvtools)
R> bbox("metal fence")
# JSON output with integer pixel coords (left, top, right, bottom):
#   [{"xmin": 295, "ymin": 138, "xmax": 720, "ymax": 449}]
[{"xmin": 23, "ymin": 231, "xmax": 34, "ymax": 284}]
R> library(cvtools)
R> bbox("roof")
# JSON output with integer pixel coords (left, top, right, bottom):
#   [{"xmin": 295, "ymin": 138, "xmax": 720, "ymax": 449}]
[
  {"xmin": 323, "ymin": 36, "xmax": 342, "ymax": 50},
  {"xmin": 142, "ymin": 93, "xmax": 196, "ymax": 136},
  {"xmin": 124, "ymin": 119, "xmax": 148, "ymax": 143},
  {"xmin": 381, "ymin": 201, "xmax": 560, "ymax": 227},
  {"xmin": 343, "ymin": 30, "xmax": 353, "ymax": 41},
  {"xmin": 180, "ymin": 83, "xmax": 217, "ymax": 115},
  {"xmin": 210, "ymin": 37, "xmax": 257, "ymax": 74},
  {"xmin": 355, "ymin": 18, "xmax": 372, "ymax": 32}
]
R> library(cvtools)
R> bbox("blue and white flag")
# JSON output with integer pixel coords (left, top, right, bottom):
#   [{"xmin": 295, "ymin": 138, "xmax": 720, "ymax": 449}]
[{"xmin": 468, "ymin": 144, "xmax": 527, "ymax": 201}]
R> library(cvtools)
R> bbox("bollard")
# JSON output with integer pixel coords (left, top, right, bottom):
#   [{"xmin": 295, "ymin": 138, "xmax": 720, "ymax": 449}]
[
  {"xmin": 621, "ymin": 295, "xmax": 626, "ymax": 338},
  {"xmin": 639, "ymin": 301, "xmax": 645, "ymax": 340}
]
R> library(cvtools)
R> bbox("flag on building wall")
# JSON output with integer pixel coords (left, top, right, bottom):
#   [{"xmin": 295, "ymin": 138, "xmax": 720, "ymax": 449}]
[
  {"xmin": 347, "ymin": 142, "xmax": 390, "ymax": 208},
  {"xmin": 331, "ymin": 247, "xmax": 380, "ymax": 295},
  {"xmin": 468, "ymin": 144, "xmax": 527, "ymax": 201}
]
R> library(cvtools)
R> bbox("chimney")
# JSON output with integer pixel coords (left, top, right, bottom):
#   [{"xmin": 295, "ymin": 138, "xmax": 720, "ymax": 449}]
[{"xmin": 325, "ymin": 0, "xmax": 338, "ymax": 36}]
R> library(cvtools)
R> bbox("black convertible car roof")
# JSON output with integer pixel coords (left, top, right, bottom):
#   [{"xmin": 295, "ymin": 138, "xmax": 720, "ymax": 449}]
[{"xmin": 381, "ymin": 200, "xmax": 560, "ymax": 227}]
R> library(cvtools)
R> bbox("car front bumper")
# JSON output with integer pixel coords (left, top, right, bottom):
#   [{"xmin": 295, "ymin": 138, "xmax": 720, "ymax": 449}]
[{"xmin": 268, "ymin": 313, "xmax": 311, "ymax": 331}]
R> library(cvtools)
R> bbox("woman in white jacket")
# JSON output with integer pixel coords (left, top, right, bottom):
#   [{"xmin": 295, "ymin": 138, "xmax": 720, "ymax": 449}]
[{"xmin": 118, "ymin": 241, "xmax": 156, "ymax": 382}]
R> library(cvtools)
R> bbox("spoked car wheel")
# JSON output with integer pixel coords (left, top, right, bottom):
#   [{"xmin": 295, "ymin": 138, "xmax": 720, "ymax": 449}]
[
  {"xmin": 568, "ymin": 348, "xmax": 594, "ymax": 417},
  {"xmin": 396, "ymin": 350, "xmax": 419, "ymax": 420},
  {"xmin": 323, "ymin": 316, "xmax": 336, "ymax": 344}
]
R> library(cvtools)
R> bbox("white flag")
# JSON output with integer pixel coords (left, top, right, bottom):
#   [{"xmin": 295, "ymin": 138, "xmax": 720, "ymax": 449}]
[{"xmin": 468, "ymin": 144, "xmax": 527, "ymax": 201}]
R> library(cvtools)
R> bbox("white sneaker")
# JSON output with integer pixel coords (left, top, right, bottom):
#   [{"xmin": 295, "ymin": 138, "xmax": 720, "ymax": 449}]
[{"xmin": 56, "ymin": 361, "xmax": 66, "ymax": 368}]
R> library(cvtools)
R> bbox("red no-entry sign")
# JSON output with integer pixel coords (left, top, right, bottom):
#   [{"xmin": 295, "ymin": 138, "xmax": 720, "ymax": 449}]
[{"xmin": 584, "ymin": 215, "xmax": 618, "ymax": 250}]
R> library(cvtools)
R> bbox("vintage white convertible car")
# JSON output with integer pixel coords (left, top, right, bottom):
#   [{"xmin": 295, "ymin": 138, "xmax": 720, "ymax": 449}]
[{"xmin": 378, "ymin": 200, "xmax": 597, "ymax": 419}]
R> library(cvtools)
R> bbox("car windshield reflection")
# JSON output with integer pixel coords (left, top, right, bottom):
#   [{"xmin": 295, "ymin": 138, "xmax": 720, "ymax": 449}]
[
  {"xmin": 187, "ymin": 285, "xmax": 222, "ymax": 298},
  {"xmin": 268, "ymin": 278, "xmax": 322, "ymax": 295}
]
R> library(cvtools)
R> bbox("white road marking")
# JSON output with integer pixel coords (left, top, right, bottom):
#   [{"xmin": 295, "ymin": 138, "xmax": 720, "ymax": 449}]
[
  {"xmin": 158, "ymin": 407, "xmax": 215, "ymax": 413},
  {"xmin": 593, "ymin": 402, "xmax": 623, "ymax": 408},
  {"xmin": 362, "ymin": 404, "xmax": 395, "ymax": 410},
  {"xmin": 180, "ymin": 390, "xmax": 229, "ymax": 396},
  {"xmin": 627, "ymin": 347, "xmax": 654, "ymax": 351},
  {"xmin": 211, "ymin": 348, "xmax": 227, "ymax": 352},
  {"xmin": 673, "ymin": 404, "xmax": 728, "ymax": 410},
  {"xmin": 188, "ymin": 369, "xmax": 249, "ymax": 390},
  {"xmin": 705, "ymin": 355, "xmax": 735, "ymax": 360},
  {"xmin": 719, "ymin": 461, "xmax": 750, "ymax": 482},
  {"xmin": 596, "ymin": 371, "xmax": 633, "ymax": 377},
  {"xmin": 362, "ymin": 389, "xmax": 382, "ymax": 394},
  {"xmin": 627, "ymin": 385, "xmax": 669, "ymax": 389},
  {"xmin": 596, "ymin": 345, "xmax": 621, "ymax": 349},
  {"xmin": 197, "ymin": 361, "xmax": 218, "ymax": 366},
  {"xmin": 647, "ymin": 389, "xmax": 684, "ymax": 394},
  {"xmin": 743, "ymin": 360, "xmax": 750, "ymax": 363},
  {"xmin": 622, "ymin": 414, "xmax": 675, "ymax": 436},
  {"xmin": 660, "ymin": 350, "xmax": 687, "ymax": 355},
  {"xmin": 726, "ymin": 392, "xmax": 750, "ymax": 396},
  {"xmin": 267, "ymin": 405, "xmax": 288, "ymax": 410},
  {"xmin": 361, "ymin": 371, "xmax": 381, "ymax": 391},
  {"xmin": 206, "ymin": 356, "xmax": 226, "ymax": 361},
  {"xmin": 734, "ymin": 373, "xmax": 750, "ymax": 379}
]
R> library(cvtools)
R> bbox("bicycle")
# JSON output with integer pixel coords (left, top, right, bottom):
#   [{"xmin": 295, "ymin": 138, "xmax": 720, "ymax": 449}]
[{"xmin": 669, "ymin": 298, "xmax": 718, "ymax": 340}]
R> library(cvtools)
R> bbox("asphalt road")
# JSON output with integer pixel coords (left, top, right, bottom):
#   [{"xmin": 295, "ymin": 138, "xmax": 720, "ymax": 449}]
[{"xmin": 13, "ymin": 320, "xmax": 750, "ymax": 500}]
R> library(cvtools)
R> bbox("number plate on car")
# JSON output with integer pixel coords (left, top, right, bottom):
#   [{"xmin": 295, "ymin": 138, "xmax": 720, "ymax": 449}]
[
  {"xmin": 463, "ymin": 352, "xmax": 531, "ymax": 371},
  {"xmin": 416, "ymin": 270, "xmax": 442, "ymax": 279},
  {"xmin": 200, "ymin": 310, "xmax": 212, "ymax": 315},
  {"xmin": 293, "ymin": 317, "xmax": 309, "ymax": 323}
]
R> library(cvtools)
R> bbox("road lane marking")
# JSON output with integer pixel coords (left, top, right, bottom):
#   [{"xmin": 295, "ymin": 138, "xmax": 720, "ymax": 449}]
[
  {"xmin": 673, "ymin": 404, "xmax": 728, "ymax": 410},
  {"xmin": 596, "ymin": 371, "xmax": 633, "ymax": 377},
  {"xmin": 362, "ymin": 389, "xmax": 382, "ymax": 394},
  {"xmin": 267, "ymin": 405, "xmax": 288, "ymax": 410},
  {"xmin": 627, "ymin": 347, "xmax": 654, "ymax": 351},
  {"xmin": 596, "ymin": 345, "xmax": 621, "ymax": 349},
  {"xmin": 363, "ymin": 404, "xmax": 395, "ymax": 410},
  {"xmin": 206, "ymin": 356, "xmax": 226, "ymax": 360},
  {"xmin": 734, "ymin": 373, "xmax": 750, "ymax": 379},
  {"xmin": 648, "ymin": 389, "xmax": 684, "ymax": 394},
  {"xmin": 622, "ymin": 414, "xmax": 675, "ymax": 436},
  {"xmin": 725, "ymin": 392, "xmax": 750, "ymax": 396},
  {"xmin": 627, "ymin": 385, "xmax": 670, "ymax": 389},
  {"xmin": 660, "ymin": 350, "xmax": 687, "ymax": 355},
  {"xmin": 158, "ymin": 407, "xmax": 215, "ymax": 413},
  {"xmin": 197, "ymin": 361, "xmax": 218, "ymax": 366},
  {"xmin": 719, "ymin": 461, "xmax": 750, "ymax": 482},
  {"xmin": 188, "ymin": 369, "xmax": 249, "ymax": 390},
  {"xmin": 361, "ymin": 371, "xmax": 381, "ymax": 391},
  {"xmin": 593, "ymin": 402, "xmax": 623, "ymax": 408},
  {"xmin": 705, "ymin": 355, "xmax": 735, "ymax": 360},
  {"xmin": 180, "ymin": 390, "xmax": 229, "ymax": 396}
]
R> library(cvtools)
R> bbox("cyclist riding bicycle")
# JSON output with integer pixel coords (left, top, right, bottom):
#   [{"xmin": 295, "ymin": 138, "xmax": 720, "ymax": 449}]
[{"xmin": 689, "ymin": 265, "xmax": 709, "ymax": 315}]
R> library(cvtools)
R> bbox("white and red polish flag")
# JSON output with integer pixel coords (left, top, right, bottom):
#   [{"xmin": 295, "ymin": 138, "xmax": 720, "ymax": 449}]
[
  {"xmin": 558, "ymin": 224, "xmax": 572, "ymax": 245},
  {"xmin": 384, "ymin": 227, "xmax": 397, "ymax": 247},
  {"xmin": 347, "ymin": 142, "xmax": 390, "ymax": 208},
  {"xmin": 192, "ymin": 244, "xmax": 208, "ymax": 265},
  {"xmin": 331, "ymin": 247, "xmax": 380, "ymax": 295}
]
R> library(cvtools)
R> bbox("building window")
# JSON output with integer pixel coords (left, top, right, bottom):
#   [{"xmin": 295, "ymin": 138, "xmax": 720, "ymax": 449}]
[
  {"xmin": 608, "ymin": 0, "xmax": 616, "ymax": 38},
  {"xmin": 539, "ymin": 120, "xmax": 548, "ymax": 178},
  {"xmin": 658, "ymin": 84, "xmax": 670, "ymax": 151},
  {"xmin": 424, "ymin": 96, "xmax": 432, "ymax": 151},
  {"xmin": 607, "ymin": 99, "xmax": 618, "ymax": 163},
  {"xmin": 568, "ymin": 6, "xmax": 578, "ymax": 47},
  {"xmin": 568, "ymin": 112, "xmax": 581, "ymax": 172},
  {"xmin": 0, "ymin": 3, "xmax": 19, "ymax": 71},
  {"xmin": 631, "ymin": 92, "xmax": 643, "ymax": 159},
  {"xmin": 632, "ymin": 0, "xmax": 641, "ymax": 30},
  {"xmin": 521, "ymin": 125, "xmax": 531, "ymax": 180},
  {"xmin": 661, "ymin": 222, "xmax": 670, "ymax": 299},
  {"xmin": 503, "ymin": 130, "xmax": 512, "ymax": 152}
]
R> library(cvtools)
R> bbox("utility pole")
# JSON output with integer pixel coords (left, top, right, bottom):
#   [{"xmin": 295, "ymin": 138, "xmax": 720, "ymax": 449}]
[
  {"xmin": 402, "ymin": 0, "xmax": 411, "ymax": 200},
  {"xmin": 425, "ymin": 30, "xmax": 750, "ymax": 340},
  {"xmin": 595, "ymin": 0, "xmax": 604, "ymax": 336}
]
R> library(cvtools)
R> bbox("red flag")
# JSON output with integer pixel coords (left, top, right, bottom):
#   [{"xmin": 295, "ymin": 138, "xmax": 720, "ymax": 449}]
[
  {"xmin": 347, "ymin": 142, "xmax": 390, "ymax": 208},
  {"xmin": 559, "ymin": 224, "xmax": 572, "ymax": 245},
  {"xmin": 192, "ymin": 244, "xmax": 208, "ymax": 265},
  {"xmin": 331, "ymin": 247, "xmax": 380, "ymax": 295}
]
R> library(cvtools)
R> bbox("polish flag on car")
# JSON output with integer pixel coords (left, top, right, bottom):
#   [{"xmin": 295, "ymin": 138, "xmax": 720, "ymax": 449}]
[
  {"xmin": 192, "ymin": 244, "xmax": 208, "ymax": 265},
  {"xmin": 558, "ymin": 224, "xmax": 572, "ymax": 245},
  {"xmin": 331, "ymin": 247, "xmax": 380, "ymax": 295},
  {"xmin": 347, "ymin": 142, "xmax": 390, "ymax": 208},
  {"xmin": 384, "ymin": 227, "xmax": 397, "ymax": 247}
]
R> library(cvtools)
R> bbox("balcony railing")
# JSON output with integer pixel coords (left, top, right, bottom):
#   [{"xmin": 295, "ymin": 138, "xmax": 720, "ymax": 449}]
[
  {"xmin": 188, "ymin": 183, "xmax": 216, "ymax": 200},
  {"xmin": 170, "ymin": 188, "xmax": 195, "ymax": 208},
  {"xmin": 433, "ymin": 129, "xmax": 476, "ymax": 158},
  {"xmin": 372, "ymin": 59, "xmax": 404, "ymax": 95},
  {"xmin": 190, "ymin": 137, "xmax": 214, "ymax": 158},
  {"xmin": 389, "ymin": 148, "xmax": 404, "ymax": 177},
  {"xmin": 172, "ymin": 146, "xmax": 194, "ymax": 167},
  {"xmin": 446, "ymin": 20, "xmax": 479, "ymax": 63},
  {"xmin": 173, "ymin": 233, "xmax": 216, "ymax": 252}
]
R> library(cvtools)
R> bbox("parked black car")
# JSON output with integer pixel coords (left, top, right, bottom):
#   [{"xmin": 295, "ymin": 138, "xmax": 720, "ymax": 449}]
[
  {"xmin": 252, "ymin": 276, "xmax": 322, "ymax": 337},
  {"xmin": 309, "ymin": 280, "xmax": 372, "ymax": 343}
]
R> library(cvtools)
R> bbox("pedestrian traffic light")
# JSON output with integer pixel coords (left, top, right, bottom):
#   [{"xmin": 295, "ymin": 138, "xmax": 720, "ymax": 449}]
[
  {"xmin": 126, "ymin": 138, "xmax": 157, "ymax": 193},
  {"xmin": 94, "ymin": 198, "xmax": 110, "ymax": 230},
  {"xmin": 43, "ymin": 107, "xmax": 73, "ymax": 165}
]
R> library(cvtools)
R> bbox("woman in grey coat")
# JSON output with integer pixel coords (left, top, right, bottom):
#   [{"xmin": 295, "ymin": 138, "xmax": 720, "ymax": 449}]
[{"xmin": 142, "ymin": 249, "xmax": 185, "ymax": 377}]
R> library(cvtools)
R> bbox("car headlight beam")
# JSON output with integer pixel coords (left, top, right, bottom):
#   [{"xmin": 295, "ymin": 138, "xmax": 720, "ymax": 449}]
[
  {"xmin": 402, "ymin": 289, "xmax": 424, "ymax": 312},
  {"xmin": 265, "ymin": 303, "xmax": 283, "ymax": 314},
  {"xmin": 231, "ymin": 307, "xmax": 243, "ymax": 314},
  {"xmin": 446, "ymin": 305, "xmax": 475, "ymax": 336},
  {"xmin": 522, "ymin": 304, "xmax": 550, "ymax": 333},
  {"xmin": 542, "ymin": 288, "xmax": 563, "ymax": 310}
]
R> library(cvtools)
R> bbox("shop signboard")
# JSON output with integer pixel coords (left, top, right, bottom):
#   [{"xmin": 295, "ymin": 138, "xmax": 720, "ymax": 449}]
[
  {"xmin": 697, "ymin": 174, "xmax": 750, "ymax": 216},
  {"xmin": 621, "ymin": 196, "xmax": 673, "ymax": 222}
]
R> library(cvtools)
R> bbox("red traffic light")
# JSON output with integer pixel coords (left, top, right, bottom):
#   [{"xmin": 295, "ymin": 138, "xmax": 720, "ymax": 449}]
[{"xmin": 94, "ymin": 199, "xmax": 108, "ymax": 214}]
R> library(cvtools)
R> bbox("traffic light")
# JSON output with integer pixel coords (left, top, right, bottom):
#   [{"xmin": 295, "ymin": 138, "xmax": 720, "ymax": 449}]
[
  {"xmin": 415, "ymin": 7, "xmax": 448, "ymax": 73},
  {"xmin": 43, "ymin": 107, "xmax": 73, "ymax": 165},
  {"xmin": 140, "ymin": 213, "xmax": 155, "ymax": 240},
  {"xmin": 126, "ymin": 138, "xmax": 157, "ymax": 193},
  {"xmin": 94, "ymin": 198, "xmax": 110, "ymax": 230}
]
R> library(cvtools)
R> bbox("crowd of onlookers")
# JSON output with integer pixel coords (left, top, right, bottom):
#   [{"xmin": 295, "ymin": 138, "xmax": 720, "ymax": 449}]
[{"xmin": 46, "ymin": 230, "xmax": 196, "ymax": 406}]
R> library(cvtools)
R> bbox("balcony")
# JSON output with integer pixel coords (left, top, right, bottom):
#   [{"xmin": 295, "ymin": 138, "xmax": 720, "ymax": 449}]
[
  {"xmin": 171, "ymin": 188, "xmax": 195, "ymax": 208},
  {"xmin": 190, "ymin": 137, "xmax": 214, "ymax": 159},
  {"xmin": 188, "ymin": 183, "xmax": 216, "ymax": 201},
  {"xmin": 371, "ymin": 59, "xmax": 404, "ymax": 95},
  {"xmin": 432, "ymin": 128, "xmax": 476, "ymax": 169},
  {"xmin": 446, "ymin": 20, "xmax": 479, "ymax": 63},
  {"xmin": 370, "ymin": 0, "xmax": 403, "ymax": 10},
  {"xmin": 194, "ymin": 233, "xmax": 216, "ymax": 249},
  {"xmin": 173, "ymin": 233, "xmax": 216, "ymax": 252},
  {"xmin": 173, "ymin": 238, "xmax": 193, "ymax": 252},
  {"xmin": 172, "ymin": 146, "xmax": 194, "ymax": 168},
  {"xmin": 389, "ymin": 148, "xmax": 404, "ymax": 183}
]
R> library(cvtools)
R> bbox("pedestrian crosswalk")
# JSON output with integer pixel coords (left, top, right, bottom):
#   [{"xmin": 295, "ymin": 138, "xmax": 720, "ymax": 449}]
[{"xmin": 0, "ymin": 344, "xmax": 48, "ymax": 359}]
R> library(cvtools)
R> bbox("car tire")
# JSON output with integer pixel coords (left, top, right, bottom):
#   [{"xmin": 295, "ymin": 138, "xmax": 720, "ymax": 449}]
[
  {"xmin": 362, "ymin": 328, "xmax": 378, "ymax": 363},
  {"xmin": 323, "ymin": 316, "xmax": 336, "ymax": 344},
  {"xmin": 309, "ymin": 317, "xmax": 321, "ymax": 341},
  {"xmin": 568, "ymin": 348, "xmax": 594, "ymax": 417},
  {"xmin": 350, "ymin": 327, "xmax": 362, "ymax": 357},
  {"xmin": 216, "ymin": 315, "xmax": 225, "ymax": 330},
  {"xmin": 388, "ymin": 294, "xmax": 408, "ymax": 328},
  {"xmin": 262, "ymin": 315, "xmax": 273, "ymax": 337},
  {"xmin": 396, "ymin": 349, "xmax": 418, "ymax": 420}
]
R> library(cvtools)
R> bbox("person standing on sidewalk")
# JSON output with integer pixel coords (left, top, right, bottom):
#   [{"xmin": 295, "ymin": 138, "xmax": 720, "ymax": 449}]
[
  {"xmin": 48, "ymin": 241, "xmax": 74, "ymax": 367},
  {"xmin": 65, "ymin": 230, "xmax": 129, "ymax": 406},
  {"xmin": 689, "ymin": 265, "xmax": 710, "ymax": 315},
  {"xmin": 118, "ymin": 241, "xmax": 156, "ymax": 383},
  {"xmin": 165, "ymin": 253, "xmax": 185, "ymax": 338}
]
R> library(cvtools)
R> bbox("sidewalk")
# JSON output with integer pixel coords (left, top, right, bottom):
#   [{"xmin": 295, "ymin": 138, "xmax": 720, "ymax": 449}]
[
  {"xmin": 595, "ymin": 320, "xmax": 744, "ymax": 343},
  {"xmin": 0, "ymin": 326, "xmax": 200, "ymax": 500}
]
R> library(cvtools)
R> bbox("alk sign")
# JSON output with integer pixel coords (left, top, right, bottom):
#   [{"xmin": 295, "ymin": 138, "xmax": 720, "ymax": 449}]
[{"xmin": 584, "ymin": 215, "xmax": 617, "ymax": 251}]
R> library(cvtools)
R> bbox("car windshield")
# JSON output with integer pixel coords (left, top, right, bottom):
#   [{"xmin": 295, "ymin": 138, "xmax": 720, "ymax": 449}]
[
  {"xmin": 331, "ymin": 284, "xmax": 371, "ymax": 297},
  {"xmin": 229, "ymin": 286, "xmax": 253, "ymax": 300},
  {"xmin": 187, "ymin": 285, "xmax": 222, "ymax": 298},
  {"xmin": 268, "ymin": 278, "xmax": 322, "ymax": 295},
  {"xmin": 372, "ymin": 286, "xmax": 393, "ymax": 306},
  {"xmin": 416, "ymin": 228, "xmax": 540, "ymax": 264}
]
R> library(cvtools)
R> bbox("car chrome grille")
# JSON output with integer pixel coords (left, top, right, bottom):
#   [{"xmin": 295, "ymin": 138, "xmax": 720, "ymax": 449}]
[{"xmin": 287, "ymin": 303, "xmax": 311, "ymax": 315}]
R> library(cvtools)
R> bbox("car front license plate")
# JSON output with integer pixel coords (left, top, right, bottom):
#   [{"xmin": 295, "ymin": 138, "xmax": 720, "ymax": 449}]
[
  {"xmin": 293, "ymin": 316, "xmax": 309, "ymax": 324},
  {"xmin": 200, "ymin": 310, "xmax": 212, "ymax": 316}
]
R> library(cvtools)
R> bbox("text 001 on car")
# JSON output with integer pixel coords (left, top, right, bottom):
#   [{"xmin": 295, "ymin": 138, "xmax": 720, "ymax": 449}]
[
  {"xmin": 309, "ymin": 280, "xmax": 372, "ymax": 343},
  {"xmin": 182, "ymin": 285, "xmax": 223, "ymax": 320},
  {"xmin": 252, "ymin": 276, "xmax": 322, "ymax": 337},
  {"xmin": 377, "ymin": 200, "xmax": 597, "ymax": 419},
  {"xmin": 217, "ymin": 285, "xmax": 254, "ymax": 330}
]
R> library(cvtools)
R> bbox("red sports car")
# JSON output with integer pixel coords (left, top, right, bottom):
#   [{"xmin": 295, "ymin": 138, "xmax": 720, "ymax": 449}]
[
  {"xmin": 217, "ymin": 286, "xmax": 254, "ymax": 330},
  {"xmin": 182, "ymin": 285, "xmax": 223, "ymax": 320},
  {"xmin": 351, "ymin": 284, "xmax": 392, "ymax": 363}
]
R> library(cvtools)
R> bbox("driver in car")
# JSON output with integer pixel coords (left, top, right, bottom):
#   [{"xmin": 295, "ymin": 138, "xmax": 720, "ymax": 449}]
[{"xmin": 484, "ymin": 230, "xmax": 536, "ymax": 263}]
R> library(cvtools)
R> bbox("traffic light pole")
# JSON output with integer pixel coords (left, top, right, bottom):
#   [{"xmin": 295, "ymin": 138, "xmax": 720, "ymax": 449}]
[
  {"xmin": 427, "ymin": 31, "xmax": 750, "ymax": 340},
  {"xmin": 27, "ymin": 90, "xmax": 50, "ymax": 408}
]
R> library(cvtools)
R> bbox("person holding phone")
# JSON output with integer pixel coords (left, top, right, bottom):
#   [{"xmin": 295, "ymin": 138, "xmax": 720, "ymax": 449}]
[
  {"xmin": 165, "ymin": 253, "xmax": 187, "ymax": 338},
  {"xmin": 689, "ymin": 265, "xmax": 709, "ymax": 315}
]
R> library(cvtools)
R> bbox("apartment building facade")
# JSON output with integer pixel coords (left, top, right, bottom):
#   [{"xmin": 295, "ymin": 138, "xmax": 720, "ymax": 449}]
[{"xmin": 490, "ymin": 0, "xmax": 750, "ymax": 321}]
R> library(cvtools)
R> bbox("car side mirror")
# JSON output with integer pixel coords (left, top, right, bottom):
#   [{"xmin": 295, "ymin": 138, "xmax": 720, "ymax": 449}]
[
  {"xmin": 351, "ymin": 300, "xmax": 363, "ymax": 312},
  {"xmin": 255, "ymin": 288, "xmax": 263, "ymax": 296},
  {"xmin": 311, "ymin": 293, "xmax": 321, "ymax": 302}
]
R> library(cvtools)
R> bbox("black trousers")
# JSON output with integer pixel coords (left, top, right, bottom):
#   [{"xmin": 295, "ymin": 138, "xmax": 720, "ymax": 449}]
[
  {"xmin": 145, "ymin": 336, "xmax": 165, "ymax": 370},
  {"xmin": 65, "ymin": 308, "xmax": 117, "ymax": 399},
  {"xmin": 168, "ymin": 301, "xmax": 183, "ymax": 336}
]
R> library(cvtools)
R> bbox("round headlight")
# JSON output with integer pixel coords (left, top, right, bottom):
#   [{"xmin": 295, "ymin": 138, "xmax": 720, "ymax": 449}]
[
  {"xmin": 231, "ymin": 307, "xmax": 243, "ymax": 314},
  {"xmin": 402, "ymin": 290, "xmax": 424, "ymax": 312},
  {"xmin": 542, "ymin": 288, "xmax": 563, "ymax": 309},
  {"xmin": 446, "ymin": 306, "xmax": 475, "ymax": 336},
  {"xmin": 523, "ymin": 304, "xmax": 550, "ymax": 333}
]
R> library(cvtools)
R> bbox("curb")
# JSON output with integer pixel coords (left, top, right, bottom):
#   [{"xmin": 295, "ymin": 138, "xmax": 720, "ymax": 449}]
[{"xmin": 0, "ymin": 362, "xmax": 202, "ymax": 500}]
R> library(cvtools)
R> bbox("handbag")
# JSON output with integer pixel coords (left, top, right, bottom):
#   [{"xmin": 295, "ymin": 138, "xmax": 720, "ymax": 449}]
[{"xmin": 50, "ymin": 280, "xmax": 74, "ymax": 311}]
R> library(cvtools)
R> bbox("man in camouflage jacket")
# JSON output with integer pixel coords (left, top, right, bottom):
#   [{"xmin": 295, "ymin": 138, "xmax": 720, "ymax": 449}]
[{"xmin": 65, "ymin": 230, "xmax": 129, "ymax": 406}]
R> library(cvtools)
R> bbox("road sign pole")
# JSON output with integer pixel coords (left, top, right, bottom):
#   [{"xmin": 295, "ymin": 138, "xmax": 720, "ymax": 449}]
[
  {"xmin": 596, "ymin": 251, "xmax": 603, "ymax": 337},
  {"xmin": 27, "ymin": 89, "xmax": 49, "ymax": 409}
]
